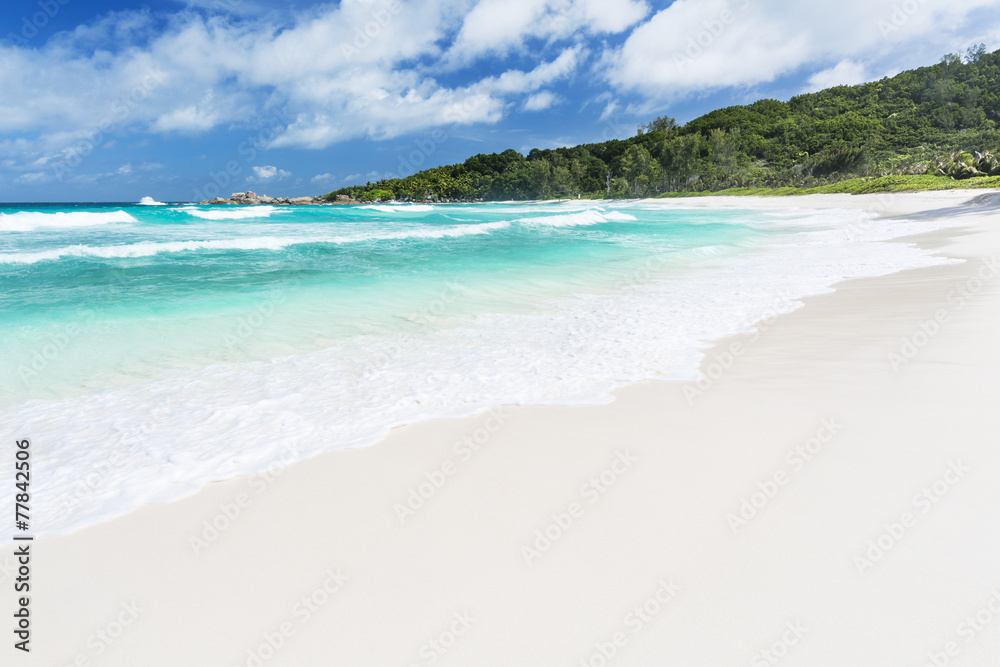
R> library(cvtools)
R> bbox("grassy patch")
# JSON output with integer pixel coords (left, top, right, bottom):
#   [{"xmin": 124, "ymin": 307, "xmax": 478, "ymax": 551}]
[{"xmin": 656, "ymin": 175, "xmax": 1000, "ymax": 198}]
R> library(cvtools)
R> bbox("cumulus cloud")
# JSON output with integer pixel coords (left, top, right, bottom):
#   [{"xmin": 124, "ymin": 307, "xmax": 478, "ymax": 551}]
[
  {"xmin": 446, "ymin": 0, "xmax": 649, "ymax": 64},
  {"xmin": 524, "ymin": 90, "xmax": 559, "ymax": 111},
  {"xmin": 602, "ymin": 0, "xmax": 1000, "ymax": 98},
  {"xmin": 251, "ymin": 165, "xmax": 291, "ymax": 179},
  {"xmin": 803, "ymin": 60, "xmax": 869, "ymax": 92},
  {"xmin": 0, "ymin": 0, "xmax": 602, "ymax": 157},
  {"xmin": 270, "ymin": 45, "xmax": 584, "ymax": 148},
  {"xmin": 0, "ymin": 0, "xmax": 998, "ymax": 187}
]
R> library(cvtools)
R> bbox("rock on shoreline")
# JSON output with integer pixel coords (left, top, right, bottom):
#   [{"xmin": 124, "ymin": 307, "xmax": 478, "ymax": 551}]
[{"xmin": 196, "ymin": 191, "xmax": 359, "ymax": 205}]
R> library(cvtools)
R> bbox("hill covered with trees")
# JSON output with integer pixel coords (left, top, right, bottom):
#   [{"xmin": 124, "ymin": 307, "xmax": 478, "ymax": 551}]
[{"xmin": 323, "ymin": 45, "xmax": 1000, "ymax": 202}]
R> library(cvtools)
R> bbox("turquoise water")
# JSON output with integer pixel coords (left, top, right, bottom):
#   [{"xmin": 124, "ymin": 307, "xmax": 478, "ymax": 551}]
[
  {"xmin": 0, "ymin": 198, "xmax": 958, "ymax": 539},
  {"xmin": 0, "ymin": 201, "xmax": 771, "ymax": 405}
]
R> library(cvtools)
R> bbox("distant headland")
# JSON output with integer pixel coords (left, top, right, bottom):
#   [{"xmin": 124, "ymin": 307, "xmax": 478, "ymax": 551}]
[{"xmin": 196, "ymin": 191, "xmax": 360, "ymax": 205}]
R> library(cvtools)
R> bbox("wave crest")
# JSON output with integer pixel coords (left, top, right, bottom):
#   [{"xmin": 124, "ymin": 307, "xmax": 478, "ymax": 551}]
[
  {"xmin": 517, "ymin": 209, "xmax": 637, "ymax": 228},
  {"xmin": 0, "ymin": 210, "xmax": 137, "ymax": 232},
  {"xmin": 181, "ymin": 206, "xmax": 280, "ymax": 220},
  {"xmin": 0, "ymin": 221, "xmax": 513, "ymax": 264},
  {"xmin": 358, "ymin": 204, "xmax": 436, "ymax": 213}
]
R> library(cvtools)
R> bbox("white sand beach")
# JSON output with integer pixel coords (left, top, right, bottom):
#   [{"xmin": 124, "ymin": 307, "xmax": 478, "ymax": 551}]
[{"xmin": 5, "ymin": 190, "xmax": 1000, "ymax": 666}]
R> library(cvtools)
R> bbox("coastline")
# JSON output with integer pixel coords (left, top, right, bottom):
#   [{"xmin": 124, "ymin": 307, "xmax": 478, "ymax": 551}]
[{"xmin": 4, "ymin": 190, "xmax": 1000, "ymax": 664}]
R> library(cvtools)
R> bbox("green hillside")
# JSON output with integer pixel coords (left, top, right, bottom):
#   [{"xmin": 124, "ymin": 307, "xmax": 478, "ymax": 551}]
[{"xmin": 323, "ymin": 45, "xmax": 1000, "ymax": 202}]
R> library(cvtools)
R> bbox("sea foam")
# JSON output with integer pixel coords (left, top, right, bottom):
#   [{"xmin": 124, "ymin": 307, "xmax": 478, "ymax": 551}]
[
  {"xmin": 0, "ymin": 221, "xmax": 513, "ymax": 264},
  {"xmin": 181, "ymin": 206, "xmax": 282, "ymax": 220},
  {"xmin": 0, "ymin": 203, "xmax": 967, "ymax": 541},
  {"xmin": 517, "ymin": 208, "xmax": 637, "ymax": 227},
  {"xmin": 0, "ymin": 210, "xmax": 137, "ymax": 232},
  {"xmin": 358, "ymin": 204, "xmax": 436, "ymax": 212}
]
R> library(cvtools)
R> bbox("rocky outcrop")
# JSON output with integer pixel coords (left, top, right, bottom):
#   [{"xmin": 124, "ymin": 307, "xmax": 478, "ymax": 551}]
[{"xmin": 196, "ymin": 191, "xmax": 355, "ymax": 205}]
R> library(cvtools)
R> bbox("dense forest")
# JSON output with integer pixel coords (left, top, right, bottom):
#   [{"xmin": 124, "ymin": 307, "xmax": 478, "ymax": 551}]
[{"xmin": 323, "ymin": 45, "xmax": 1000, "ymax": 202}]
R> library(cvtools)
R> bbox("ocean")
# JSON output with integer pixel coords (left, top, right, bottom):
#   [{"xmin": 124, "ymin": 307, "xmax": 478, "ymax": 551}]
[{"xmin": 0, "ymin": 198, "xmax": 959, "ymax": 538}]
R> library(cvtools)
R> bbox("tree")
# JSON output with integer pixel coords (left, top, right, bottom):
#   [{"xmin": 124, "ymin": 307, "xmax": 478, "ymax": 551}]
[
  {"xmin": 618, "ymin": 145, "xmax": 655, "ymax": 196},
  {"xmin": 708, "ymin": 127, "xmax": 741, "ymax": 173},
  {"xmin": 965, "ymin": 43, "xmax": 987, "ymax": 64},
  {"xmin": 637, "ymin": 115, "xmax": 678, "ymax": 135},
  {"xmin": 659, "ymin": 133, "xmax": 704, "ymax": 191},
  {"xmin": 322, "ymin": 47, "xmax": 1000, "ymax": 201}
]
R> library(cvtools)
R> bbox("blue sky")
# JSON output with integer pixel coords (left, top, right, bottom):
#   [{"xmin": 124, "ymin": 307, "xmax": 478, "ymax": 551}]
[{"xmin": 2, "ymin": 0, "xmax": 999, "ymax": 202}]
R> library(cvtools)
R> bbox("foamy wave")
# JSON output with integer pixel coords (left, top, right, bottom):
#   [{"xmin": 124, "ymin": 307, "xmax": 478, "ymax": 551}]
[
  {"xmin": 517, "ymin": 209, "xmax": 637, "ymax": 228},
  {"xmin": 359, "ymin": 204, "xmax": 436, "ymax": 213},
  {"xmin": 0, "ymin": 204, "xmax": 970, "ymax": 540},
  {"xmin": 0, "ymin": 210, "xmax": 137, "ymax": 232},
  {"xmin": 182, "ymin": 206, "xmax": 280, "ymax": 220},
  {"xmin": 604, "ymin": 211, "xmax": 638, "ymax": 221},
  {"xmin": 139, "ymin": 196, "xmax": 167, "ymax": 206},
  {"xmin": 0, "ymin": 221, "xmax": 512, "ymax": 264},
  {"xmin": 397, "ymin": 221, "xmax": 509, "ymax": 238},
  {"xmin": 0, "ymin": 237, "xmax": 305, "ymax": 264}
]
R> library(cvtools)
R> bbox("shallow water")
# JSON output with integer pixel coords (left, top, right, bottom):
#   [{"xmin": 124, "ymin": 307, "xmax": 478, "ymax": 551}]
[{"xmin": 0, "ymin": 199, "xmax": 960, "ymax": 538}]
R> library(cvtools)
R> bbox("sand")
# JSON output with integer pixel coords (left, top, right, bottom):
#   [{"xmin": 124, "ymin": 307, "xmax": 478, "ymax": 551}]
[{"xmin": 4, "ymin": 190, "xmax": 1000, "ymax": 666}]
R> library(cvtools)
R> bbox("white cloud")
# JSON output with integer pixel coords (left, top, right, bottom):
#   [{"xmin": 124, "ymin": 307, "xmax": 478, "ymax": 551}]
[
  {"xmin": 602, "ymin": 0, "xmax": 1000, "ymax": 98},
  {"xmin": 803, "ymin": 60, "xmax": 868, "ymax": 92},
  {"xmin": 524, "ymin": 90, "xmax": 558, "ymax": 111},
  {"xmin": 271, "ymin": 47, "xmax": 583, "ymax": 148},
  {"xmin": 1, "ymin": 0, "xmax": 997, "ymax": 179},
  {"xmin": 481, "ymin": 46, "xmax": 584, "ymax": 95},
  {"xmin": 446, "ymin": 0, "xmax": 648, "ymax": 64},
  {"xmin": 599, "ymin": 97, "xmax": 620, "ymax": 122},
  {"xmin": 252, "ymin": 165, "xmax": 291, "ymax": 179},
  {"xmin": 311, "ymin": 172, "xmax": 335, "ymax": 184},
  {"xmin": 118, "ymin": 163, "xmax": 133, "ymax": 174},
  {"xmin": 16, "ymin": 172, "xmax": 49, "ymax": 184},
  {"xmin": 0, "ymin": 1, "xmax": 600, "ymax": 154},
  {"xmin": 151, "ymin": 101, "xmax": 223, "ymax": 133}
]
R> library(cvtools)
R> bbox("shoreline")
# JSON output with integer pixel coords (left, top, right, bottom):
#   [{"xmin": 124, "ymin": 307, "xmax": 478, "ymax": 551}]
[{"xmin": 4, "ymin": 190, "xmax": 1000, "ymax": 664}]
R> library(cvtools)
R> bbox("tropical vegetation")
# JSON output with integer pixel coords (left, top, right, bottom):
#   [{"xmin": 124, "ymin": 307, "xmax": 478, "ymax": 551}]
[{"xmin": 322, "ymin": 45, "xmax": 1000, "ymax": 202}]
